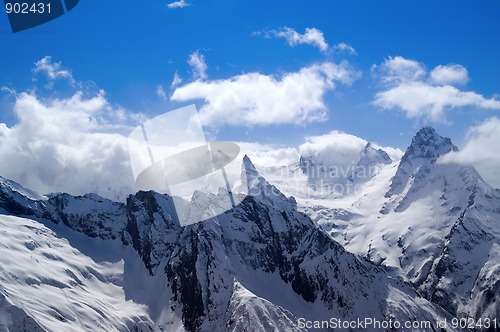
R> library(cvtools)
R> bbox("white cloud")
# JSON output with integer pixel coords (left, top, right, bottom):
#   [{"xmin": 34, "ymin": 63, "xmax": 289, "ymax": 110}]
[
  {"xmin": 373, "ymin": 56, "xmax": 500, "ymax": 122},
  {"xmin": 171, "ymin": 61, "xmax": 358, "ymax": 126},
  {"xmin": 171, "ymin": 70, "xmax": 182, "ymax": 88},
  {"xmin": 238, "ymin": 142, "xmax": 300, "ymax": 167},
  {"xmin": 188, "ymin": 50, "xmax": 207, "ymax": 80},
  {"xmin": 231, "ymin": 136, "xmax": 401, "ymax": 171},
  {"xmin": 430, "ymin": 64, "xmax": 468, "ymax": 85},
  {"xmin": 33, "ymin": 56, "xmax": 75, "ymax": 85},
  {"xmin": 156, "ymin": 85, "xmax": 167, "ymax": 100},
  {"xmin": 374, "ymin": 82, "xmax": 500, "ymax": 121},
  {"xmin": 256, "ymin": 27, "xmax": 357, "ymax": 55},
  {"xmin": 333, "ymin": 42, "xmax": 357, "ymax": 55},
  {"xmin": 0, "ymin": 91, "xmax": 140, "ymax": 201},
  {"xmin": 1, "ymin": 86, "xmax": 16, "ymax": 95},
  {"xmin": 299, "ymin": 131, "xmax": 368, "ymax": 167},
  {"xmin": 167, "ymin": 0, "xmax": 190, "ymax": 9},
  {"xmin": 266, "ymin": 27, "xmax": 329, "ymax": 52},
  {"xmin": 375, "ymin": 56, "xmax": 426, "ymax": 84},
  {"xmin": 438, "ymin": 117, "xmax": 500, "ymax": 188}
]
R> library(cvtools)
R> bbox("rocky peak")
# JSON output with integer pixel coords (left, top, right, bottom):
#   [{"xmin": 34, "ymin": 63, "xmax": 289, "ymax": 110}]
[
  {"xmin": 359, "ymin": 142, "xmax": 392, "ymax": 166},
  {"xmin": 240, "ymin": 155, "xmax": 293, "ymax": 208},
  {"xmin": 402, "ymin": 126, "xmax": 458, "ymax": 163},
  {"xmin": 386, "ymin": 127, "xmax": 460, "ymax": 197}
]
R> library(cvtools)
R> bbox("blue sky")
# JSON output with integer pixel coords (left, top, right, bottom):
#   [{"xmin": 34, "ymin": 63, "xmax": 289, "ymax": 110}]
[
  {"xmin": 1, "ymin": 0, "xmax": 500, "ymax": 196},
  {"xmin": 1, "ymin": 0, "xmax": 499, "ymax": 144}
]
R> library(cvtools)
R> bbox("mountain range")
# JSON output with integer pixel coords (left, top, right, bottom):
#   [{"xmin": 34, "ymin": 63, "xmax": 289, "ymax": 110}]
[{"xmin": 1, "ymin": 127, "xmax": 498, "ymax": 331}]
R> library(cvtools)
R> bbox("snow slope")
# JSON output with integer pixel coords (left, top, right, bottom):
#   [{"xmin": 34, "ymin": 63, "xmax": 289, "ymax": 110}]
[{"xmin": 0, "ymin": 214, "xmax": 156, "ymax": 331}]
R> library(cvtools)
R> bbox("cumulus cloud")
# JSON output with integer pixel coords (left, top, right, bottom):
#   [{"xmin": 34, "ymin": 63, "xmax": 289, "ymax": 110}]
[
  {"xmin": 373, "ymin": 56, "xmax": 426, "ymax": 84},
  {"xmin": 373, "ymin": 56, "xmax": 500, "ymax": 122},
  {"xmin": 263, "ymin": 27, "xmax": 329, "ymax": 52},
  {"xmin": 167, "ymin": 0, "xmax": 190, "ymax": 9},
  {"xmin": 374, "ymin": 83, "xmax": 500, "ymax": 121},
  {"xmin": 171, "ymin": 61, "xmax": 357, "ymax": 126},
  {"xmin": 438, "ymin": 117, "xmax": 500, "ymax": 188},
  {"xmin": 188, "ymin": 50, "xmax": 207, "ymax": 80},
  {"xmin": 33, "ymin": 56, "xmax": 75, "ymax": 85},
  {"xmin": 430, "ymin": 64, "xmax": 468, "ymax": 85},
  {"xmin": 0, "ymin": 90, "xmax": 140, "ymax": 201}
]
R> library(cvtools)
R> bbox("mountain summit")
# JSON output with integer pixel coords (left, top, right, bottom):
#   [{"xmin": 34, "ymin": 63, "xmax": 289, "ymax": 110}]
[
  {"xmin": 386, "ymin": 126, "xmax": 459, "ymax": 197},
  {"xmin": 402, "ymin": 126, "xmax": 458, "ymax": 162}
]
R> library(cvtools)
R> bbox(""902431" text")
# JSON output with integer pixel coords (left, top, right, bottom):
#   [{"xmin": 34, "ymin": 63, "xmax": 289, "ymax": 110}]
[{"xmin": 5, "ymin": 2, "xmax": 51, "ymax": 14}]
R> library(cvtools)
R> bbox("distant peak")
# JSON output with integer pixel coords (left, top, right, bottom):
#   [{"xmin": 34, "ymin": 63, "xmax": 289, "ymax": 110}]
[
  {"xmin": 242, "ymin": 154, "xmax": 251, "ymax": 164},
  {"xmin": 0, "ymin": 176, "xmax": 46, "ymax": 201},
  {"xmin": 359, "ymin": 143, "xmax": 392, "ymax": 165},
  {"xmin": 242, "ymin": 155, "xmax": 258, "ymax": 174},
  {"xmin": 240, "ymin": 155, "xmax": 259, "ymax": 188}
]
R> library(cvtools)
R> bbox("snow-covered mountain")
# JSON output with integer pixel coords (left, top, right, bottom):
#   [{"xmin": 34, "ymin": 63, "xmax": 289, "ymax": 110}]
[
  {"xmin": 0, "ymin": 153, "xmax": 457, "ymax": 331},
  {"xmin": 283, "ymin": 127, "xmax": 500, "ymax": 324},
  {"xmin": 260, "ymin": 133, "xmax": 396, "ymax": 203},
  {"xmin": 298, "ymin": 140, "xmax": 392, "ymax": 196}
]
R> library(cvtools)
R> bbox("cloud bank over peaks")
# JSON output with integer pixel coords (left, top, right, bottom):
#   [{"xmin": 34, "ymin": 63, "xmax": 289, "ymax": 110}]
[
  {"xmin": 237, "ymin": 142, "xmax": 300, "ymax": 168},
  {"xmin": 0, "ymin": 90, "xmax": 140, "ymax": 201},
  {"xmin": 438, "ymin": 117, "xmax": 500, "ymax": 189},
  {"xmin": 373, "ymin": 56, "xmax": 500, "ymax": 122},
  {"xmin": 299, "ymin": 131, "xmax": 370, "ymax": 167},
  {"xmin": 0, "ymin": 57, "xmax": 146, "ymax": 201},
  {"xmin": 171, "ymin": 61, "xmax": 359, "ymax": 126}
]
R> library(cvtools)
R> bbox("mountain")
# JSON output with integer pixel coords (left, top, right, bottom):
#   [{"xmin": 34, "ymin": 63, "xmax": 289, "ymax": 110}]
[
  {"xmin": 258, "ymin": 134, "xmax": 396, "ymax": 205},
  {"xmin": 382, "ymin": 127, "xmax": 500, "ymax": 320},
  {"xmin": 298, "ymin": 140, "xmax": 393, "ymax": 197},
  {"xmin": 0, "ymin": 157, "xmax": 455, "ymax": 331},
  {"xmin": 290, "ymin": 127, "xmax": 500, "ymax": 323},
  {"xmin": 385, "ymin": 126, "xmax": 459, "ymax": 198},
  {"xmin": 353, "ymin": 142, "xmax": 392, "ymax": 181}
]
